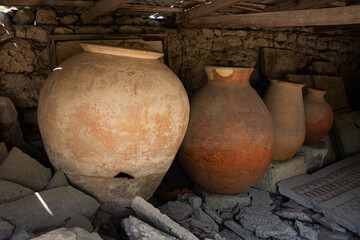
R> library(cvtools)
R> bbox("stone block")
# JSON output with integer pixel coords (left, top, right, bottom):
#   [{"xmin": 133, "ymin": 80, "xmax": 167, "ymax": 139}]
[
  {"xmin": 0, "ymin": 13, "xmax": 14, "ymax": 44},
  {"xmin": 285, "ymin": 74, "xmax": 313, "ymax": 88},
  {"xmin": 130, "ymin": 196, "xmax": 198, "ymax": 240},
  {"xmin": 188, "ymin": 195, "xmax": 202, "ymax": 209},
  {"xmin": 0, "ymin": 180, "xmax": 33, "ymax": 204},
  {"xmin": 32, "ymin": 227, "xmax": 102, "ymax": 240},
  {"xmin": 0, "ymin": 186, "xmax": 100, "ymax": 233},
  {"xmin": 35, "ymin": 8, "xmax": 58, "ymax": 25},
  {"xmin": 194, "ymin": 185, "xmax": 250, "ymax": 210},
  {"xmin": 0, "ymin": 147, "xmax": 51, "ymax": 191},
  {"xmin": 59, "ymin": 14, "xmax": 79, "ymax": 25},
  {"xmin": 299, "ymin": 140, "xmax": 329, "ymax": 173},
  {"xmin": 331, "ymin": 111, "xmax": 360, "ymax": 158},
  {"xmin": 14, "ymin": 25, "xmax": 47, "ymax": 43},
  {"xmin": 0, "ymin": 142, "xmax": 7, "ymax": 163},
  {"xmin": 219, "ymin": 229, "xmax": 242, "ymax": 240},
  {"xmin": 193, "ymin": 208, "xmax": 218, "ymax": 232},
  {"xmin": 275, "ymin": 208, "xmax": 312, "ymax": 222},
  {"xmin": 123, "ymin": 215, "xmax": 177, "ymax": 240},
  {"xmin": 45, "ymin": 170, "xmax": 69, "ymax": 190},
  {"xmin": 239, "ymin": 205, "xmax": 298, "ymax": 239},
  {"xmin": 261, "ymin": 48, "xmax": 299, "ymax": 79},
  {"xmin": 312, "ymin": 75, "xmax": 349, "ymax": 111},
  {"xmin": 65, "ymin": 214, "xmax": 93, "ymax": 232},
  {"xmin": 202, "ymin": 204, "xmax": 223, "ymax": 224},
  {"xmin": 158, "ymin": 201, "xmax": 193, "ymax": 221},
  {"xmin": 0, "ymin": 218, "xmax": 14, "ymax": 240},
  {"xmin": 253, "ymin": 154, "xmax": 306, "ymax": 193},
  {"xmin": 278, "ymin": 153, "xmax": 360, "ymax": 235},
  {"xmin": 12, "ymin": 9, "xmax": 35, "ymax": 25},
  {"xmin": 312, "ymin": 62, "xmax": 337, "ymax": 76},
  {"xmin": 317, "ymin": 217, "xmax": 346, "ymax": 233}
]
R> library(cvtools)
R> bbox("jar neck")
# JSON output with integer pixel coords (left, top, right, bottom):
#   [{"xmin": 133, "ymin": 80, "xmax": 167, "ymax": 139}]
[
  {"xmin": 307, "ymin": 88, "xmax": 326, "ymax": 100},
  {"xmin": 205, "ymin": 66, "xmax": 253, "ymax": 84}
]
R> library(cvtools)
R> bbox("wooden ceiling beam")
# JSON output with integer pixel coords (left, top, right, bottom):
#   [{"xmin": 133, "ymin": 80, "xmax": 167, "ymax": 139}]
[
  {"xmin": 0, "ymin": 0, "xmax": 93, "ymax": 7},
  {"xmin": 175, "ymin": 0, "xmax": 244, "ymax": 26},
  {"xmin": 81, "ymin": 0, "xmax": 131, "ymax": 24},
  {"xmin": 121, "ymin": 4, "xmax": 183, "ymax": 13},
  {"xmin": 183, "ymin": 5, "xmax": 360, "ymax": 28},
  {"xmin": 265, "ymin": 0, "xmax": 339, "ymax": 12}
]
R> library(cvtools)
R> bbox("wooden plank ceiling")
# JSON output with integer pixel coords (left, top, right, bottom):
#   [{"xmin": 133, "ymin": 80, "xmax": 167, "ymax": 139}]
[{"xmin": 1, "ymin": 0, "xmax": 360, "ymax": 32}]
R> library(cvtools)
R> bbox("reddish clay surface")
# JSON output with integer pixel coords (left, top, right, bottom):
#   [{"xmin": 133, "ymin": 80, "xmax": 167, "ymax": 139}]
[
  {"xmin": 179, "ymin": 66, "xmax": 275, "ymax": 195},
  {"xmin": 304, "ymin": 88, "xmax": 334, "ymax": 144}
]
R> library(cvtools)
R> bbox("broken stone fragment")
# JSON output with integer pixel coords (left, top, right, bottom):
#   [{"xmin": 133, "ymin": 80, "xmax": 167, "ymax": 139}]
[
  {"xmin": 32, "ymin": 227, "xmax": 102, "ymax": 240},
  {"xmin": 65, "ymin": 214, "xmax": 93, "ymax": 233},
  {"xmin": 219, "ymin": 229, "xmax": 242, "ymax": 240},
  {"xmin": 295, "ymin": 220, "xmax": 318, "ymax": 240},
  {"xmin": 189, "ymin": 195, "xmax": 202, "ymax": 209},
  {"xmin": 123, "ymin": 215, "xmax": 177, "ymax": 240},
  {"xmin": 130, "ymin": 196, "xmax": 198, "ymax": 240},
  {"xmin": 275, "ymin": 208, "xmax": 312, "ymax": 222},
  {"xmin": 195, "ymin": 185, "xmax": 250, "ymax": 210},
  {"xmin": 11, "ymin": 230, "xmax": 36, "ymax": 240},
  {"xmin": 0, "ymin": 147, "xmax": 51, "ymax": 191},
  {"xmin": 224, "ymin": 220, "xmax": 257, "ymax": 240},
  {"xmin": 193, "ymin": 208, "xmax": 219, "ymax": 232},
  {"xmin": 318, "ymin": 226, "xmax": 352, "ymax": 240},
  {"xmin": 0, "ymin": 186, "xmax": 100, "ymax": 234},
  {"xmin": 202, "ymin": 204, "xmax": 223, "ymax": 225},
  {"xmin": 158, "ymin": 200, "xmax": 193, "ymax": 221},
  {"xmin": 45, "ymin": 170, "xmax": 69, "ymax": 190},
  {"xmin": 0, "ymin": 218, "xmax": 14, "ymax": 240},
  {"xmin": 247, "ymin": 188, "xmax": 273, "ymax": 210},
  {"xmin": 0, "ymin": 180, "xmax": 34, "ymax": 204},
  {"xmin": 240, "ymin": 205, "xmax": 298, "ymax": 239},
  {"xmin": 282, "ymin": 200, "xmax": 306, "ymax": 211}
]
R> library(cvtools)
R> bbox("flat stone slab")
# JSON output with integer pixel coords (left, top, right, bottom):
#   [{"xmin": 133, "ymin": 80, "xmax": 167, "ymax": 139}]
[
  {"xmin": 158, "ymin": 201, "xmax": 193, "ymax": 221},
  {"xmin": 312, "ymin": 61, "xmax": 337, "ymax": 76},
  {"xmin": 0, "ymin": 186, "xmax": 100, "ymax": 233},
  {"xmin": 224, "ymin": 220, "xmax": 257, "ymax": 240},
  {"xmin": 45, "ymin": 170, "xmax": 69, "ymax": 190},
  {"xmin": 239, "ymin": 205, "xmax": 298, "ymax": 239},
  {"xmin": 32, "ymin": 227, "xmax": 102, "ymax": 240},
  {"xmin": 253, "ymin": 154, "xmax": 306, "ymax": 193},
  {"xmin": 312, "ymin": 75, "xmax": 349, "ymax": 111},
  {"xmin": 0, "ymin": 147, "xmax": 51, "ymax": 191},
  {"xmin": 123, "ymin": 215, "xmax": 177, "ymax": 240},
  {"xmin": 0, "ymin": 218, "xmax": 14, "ymax": 240},
  {"xmin": 131, "ymin": 196, "xmax": 198, "ymax": 240},
  {"xmin": 295, "ymin": 220, "xmax": 318, "ymax": 240},
  {"xmin": 261, "ymin": 48, "xmax": 299, "ymax": 79},
  {"xmin": 331, "ymin": 111, "xmax": 360, "ymax": 158},
  {"xmin": 194, "ymin": 185, "xmax": 250, "ymax": 210},
  {"xmin": 0, "ymin": 180, "xmax": 34, "ymax": 204},
  {"xmin": 278, "ymin": 153, "xmax": 360, "ymax": 235},
  {"xmin": 247, "ymin": 188, "xmax": 273, "ymax": 210},
  {"xmin": 285, "ymin": 74, "xmax": 313, "ymax": 88}
]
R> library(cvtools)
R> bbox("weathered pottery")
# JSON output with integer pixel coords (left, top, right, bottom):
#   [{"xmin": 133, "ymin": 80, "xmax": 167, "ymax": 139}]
[
  {"xmin": 304, "ymin": 88, "xmax": 334, "ymax": 144},
  {"xmin": 263, "ymin": 80, "xmax": 305, "ymax": 161},
  {"xmin": 38, "ymin": 44, "xmax": 190, "ymax": 214},
  {"xmin": 179, "ymin": 66, "xmax": 275, "ymax": 195}
]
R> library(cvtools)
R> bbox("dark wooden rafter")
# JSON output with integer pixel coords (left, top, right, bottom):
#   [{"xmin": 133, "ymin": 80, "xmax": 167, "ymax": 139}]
[
  {"xmin": 265, "ymin": 0, "xmax": 341, "ymax": 12},
  {"xmin": 0, "ymin": 0, "xmax": 93, "ymax": 7},
  {"xmin": 175, "ymin": 0, "xmax": 245, "ymax": 25},
  {"xmin": 121, "ymin": 4, "xmax": 183, "ymax": 13},
  {"xmin": 182, "ymin": 5, "xmax": 360, "ymax": 28},
  {"xmin": 81, "ymin": 0, "xmax": 131, "ymax": 24}
]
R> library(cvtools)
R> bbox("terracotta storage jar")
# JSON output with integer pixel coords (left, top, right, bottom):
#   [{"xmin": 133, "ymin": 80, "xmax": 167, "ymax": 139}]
[
  {"xmin": 179, "ymin": 66, "xmax": 275, "ymax": 195},
  {"xmin": 263, "ymin": 80, "xmax": 305, "ymax": 161},
  {"xmin": 38, "ymin": 44, "xmax": 190, "ymax": 214},
  {"xmin": 304, "ymin": 88, "xmax": 334, "ymax": 144}
]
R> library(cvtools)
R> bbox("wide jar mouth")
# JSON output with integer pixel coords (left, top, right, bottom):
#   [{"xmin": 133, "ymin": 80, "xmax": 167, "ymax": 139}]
[
  {"xmin": 307, "ymin": 88, "xmax": 326, "ymax": 96},
  {"xmin": 80, "ymin": 43, "xmax": 164, "ymax": 60},
  {"xmin": 204, "ymin": 66, "xmax": 254, "ymax": 84}
]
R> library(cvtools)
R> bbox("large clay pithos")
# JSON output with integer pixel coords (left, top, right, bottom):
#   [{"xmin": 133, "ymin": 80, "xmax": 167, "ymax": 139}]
[
  {"xmin": 304, "ymin": 88, "xmax": 334, "ymax": 144},
  {"xmin": 38, "ymin": 44, "xmax": 190, "ymax": 214},
  {"xmin": 263, "ymin": 80, "xmax": 305, "ymax": 161},
  {"xmin": 179, "ymin": 66, "xmax": 275, "ymax": 195}
]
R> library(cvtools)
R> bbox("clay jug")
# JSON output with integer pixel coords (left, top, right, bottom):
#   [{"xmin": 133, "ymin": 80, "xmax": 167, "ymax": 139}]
[
  {"xmin": 38, "ymin": 44, "xmax": 190, "ymax": 214},
  {"xmin": 179, "ymin": 66, "xmax": 275, "ymax": 195},
  {"xmin": 304, "ymin": 88, "xmax": 334, "ymax": 144},
  {"xmin": 263, "ymin": 80, "xmax": 305, "ymax": 161}
]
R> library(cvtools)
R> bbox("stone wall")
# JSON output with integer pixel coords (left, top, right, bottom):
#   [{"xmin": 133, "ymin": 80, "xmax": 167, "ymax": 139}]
[{"xmin": 0, "ymin": 8, "xmax": 359, "ymax": 130}]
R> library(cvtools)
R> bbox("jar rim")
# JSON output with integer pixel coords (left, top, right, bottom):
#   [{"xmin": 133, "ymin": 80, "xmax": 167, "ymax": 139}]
[{"xmin": 80, "ymin": 43, "xmax": 164, "ymax": 60}]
